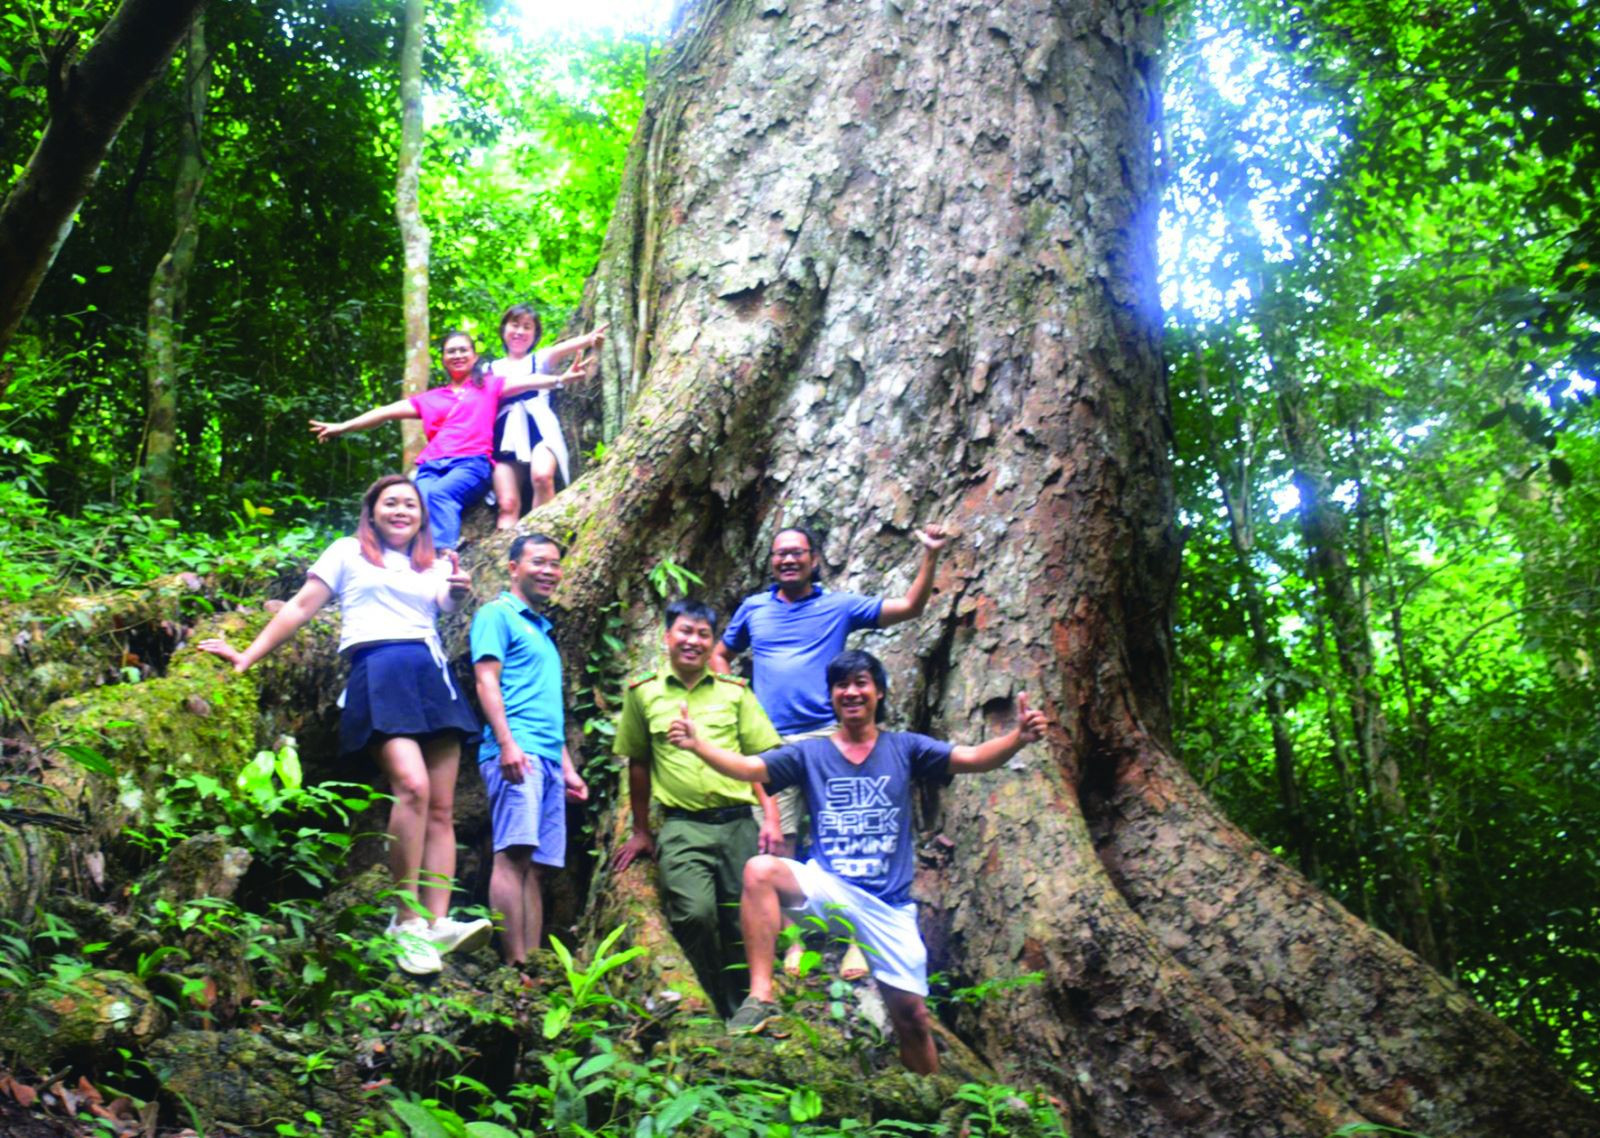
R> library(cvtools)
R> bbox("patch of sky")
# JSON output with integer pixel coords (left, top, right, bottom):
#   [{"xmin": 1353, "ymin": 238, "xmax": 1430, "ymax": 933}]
[
  {"xmin": 1159, "ymin": 10, "xmax": 1347, "ymax": 323},
  {"xmin": 508, "ymin": 0, "xmax": 675, "ymax": 37}
]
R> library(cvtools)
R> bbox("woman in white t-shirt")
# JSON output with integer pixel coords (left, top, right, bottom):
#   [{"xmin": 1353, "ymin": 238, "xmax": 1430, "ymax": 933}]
[
  {"xmin": 197, "ymin": 475, "xmax": 489, "ymax": 976},
  {"xmin": 488, "ymin": 303, "xmax": 609, "ymax": 527}
]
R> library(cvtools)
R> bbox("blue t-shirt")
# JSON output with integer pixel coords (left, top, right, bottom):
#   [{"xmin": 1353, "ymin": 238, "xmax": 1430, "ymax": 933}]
[
  {"xmin": 722, "ymin": 586, "xmax": 883, "ymax": 733},
  {"xmin": 469, "ymin": 592, "xmax": 564, "ymax": 765},
  {"xmin": 762, "ymin": 732, "xmax": 952, "ymax": 905}
]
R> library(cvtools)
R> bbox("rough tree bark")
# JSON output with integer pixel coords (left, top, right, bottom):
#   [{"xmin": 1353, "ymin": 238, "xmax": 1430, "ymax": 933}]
[
  {"xmin": 530, "ymin": 1, "xmax": 1595, "ymax": 1135},
  {"xmin": 0, "ymin": 0, "xmax": 208, "ymax": 355},
  {"xmin": 143, "ymin": 13, "xmax": 210, "ymax": 518},
  {"xmin": 395, "ymin": 0, "xmax": 430, "ymax": 467}
]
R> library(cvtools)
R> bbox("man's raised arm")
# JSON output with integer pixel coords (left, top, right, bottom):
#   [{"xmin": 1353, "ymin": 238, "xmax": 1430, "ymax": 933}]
[
  {"xmin": 878, "ymin": 524, "xmax": 954, "ymax": 626},
  {"xmin": 668, "ymin": 704, "xmax": 770, "ymax": 783},
  {"xmin": 947, "ymin": 693, "xmax": 1048, "ymax": 773}
]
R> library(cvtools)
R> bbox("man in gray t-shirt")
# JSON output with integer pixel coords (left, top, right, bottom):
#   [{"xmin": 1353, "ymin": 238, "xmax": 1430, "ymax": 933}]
[{"xmin": 671, "ymin": 648, "xmax": 1047, "ymax": 1075}]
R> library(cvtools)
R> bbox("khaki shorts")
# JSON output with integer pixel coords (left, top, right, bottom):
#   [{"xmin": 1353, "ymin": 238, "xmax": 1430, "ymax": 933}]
[{"xmin": 751, "ymin": 725, "xmax": 834, "ymax": 837}]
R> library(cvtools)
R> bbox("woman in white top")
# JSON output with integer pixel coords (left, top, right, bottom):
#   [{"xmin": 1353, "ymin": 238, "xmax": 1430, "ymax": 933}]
[
  {"xmin": 488, "ymin": 303, "xmax": 609, "ymax": 527},
  {"xmin": 198, "ymin": 475, "xmax": 489, "ymax": 976}
]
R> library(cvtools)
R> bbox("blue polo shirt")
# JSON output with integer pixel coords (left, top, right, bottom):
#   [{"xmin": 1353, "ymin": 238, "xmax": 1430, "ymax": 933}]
[
  {"xmin": 722, "ymin": 585, "xmax": 883, "ymax": 734},
  {"xmin": 470, "ymin": 591, "xmax": 564, "ymax": 765}
]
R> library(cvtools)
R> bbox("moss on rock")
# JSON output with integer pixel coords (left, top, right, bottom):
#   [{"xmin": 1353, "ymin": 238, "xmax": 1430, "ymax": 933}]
[
  {"xmin": 37, "ymin": 646, "xmax": 259, "ymax": 818},
  {"xmin": 0, "ymin": 574, "xmax": 207, "ymax": 729},
  {"xmin": 149, "ymin": 1027, "xmax": 365, "ymax": 1137},
  {"xmin": 0, "ymin": 968, "xmax": 167, "ymax": 1068}
]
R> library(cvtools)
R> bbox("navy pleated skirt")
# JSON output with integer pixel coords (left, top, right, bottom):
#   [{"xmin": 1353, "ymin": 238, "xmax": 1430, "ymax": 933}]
[{"xmin": 339, "ymin": 640, "xmax": 479, "ymax": 757}]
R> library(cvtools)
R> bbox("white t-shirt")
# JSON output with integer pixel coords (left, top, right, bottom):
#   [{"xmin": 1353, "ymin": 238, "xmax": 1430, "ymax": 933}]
[
  {"xmin": 490, "ymin": 349, "xmax": 552, "ymax": 383},
  {"xmin": 307, "ymin": 537, "xmax": 448, "ymax": 654}
]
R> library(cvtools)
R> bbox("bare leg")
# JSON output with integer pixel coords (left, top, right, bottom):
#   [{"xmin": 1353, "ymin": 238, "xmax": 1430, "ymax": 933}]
[
  {"xmin": 490, "ymin": 846, "xmax": 544, "ymax": 963},
  {"xmin": 374, "ymin": 736, "xmax": 430, "ymax": 920},
  {"xmin": 740, "ymin": 855, "xmax": 806, "ymax": 1003},
  {"xmin": 418, "ymin": 734, "xmax": 460, "ymax": 921},
  {"xmin": 880, "ymin": 984, "xmax": 939, "ymax": 1075},
  {"xmin": 529, "ymin": 445, "xmax": 558, "ymax": 508},
  {"xmin": 492, "ymin": 460, "xmax": 522, "ymax": 529},
  {"xmin": 773, "ymin": 834, "xmax": 807, "ymax": 975}
]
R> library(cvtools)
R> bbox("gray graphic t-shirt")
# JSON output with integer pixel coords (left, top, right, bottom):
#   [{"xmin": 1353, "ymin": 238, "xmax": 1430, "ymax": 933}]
[{"xmin": 762, "ymin": 732, "xmax": 953, "ymax": 905}]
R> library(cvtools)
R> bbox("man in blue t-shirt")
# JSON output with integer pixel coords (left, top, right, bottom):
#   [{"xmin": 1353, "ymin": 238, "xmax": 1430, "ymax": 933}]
[
  {"xmin": 670, "ymin": 648, "xmax": 1048, "ymax": 1075},
  {"xmin": 471, "ymin": 533, "xmax": 589, "ymax": 964}
]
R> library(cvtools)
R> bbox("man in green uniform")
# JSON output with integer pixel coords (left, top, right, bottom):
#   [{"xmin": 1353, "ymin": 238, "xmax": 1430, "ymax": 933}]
[{"xmin": 611, "ymin": 598, "xmax": 784, "ymax": 1017}]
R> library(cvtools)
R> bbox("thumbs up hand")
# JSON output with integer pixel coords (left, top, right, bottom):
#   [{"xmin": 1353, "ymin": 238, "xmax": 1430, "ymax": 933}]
[
  {"xmin": 1016, "ymin": 692, "xmax": 1048, "ymax": 743},
  {"xmin": 667, "ymin": 701, "xmax": 699, "ymax": 749},
  {"xmin": 444, "ymin": 549, "xmax": 471, "ymax": 597}
]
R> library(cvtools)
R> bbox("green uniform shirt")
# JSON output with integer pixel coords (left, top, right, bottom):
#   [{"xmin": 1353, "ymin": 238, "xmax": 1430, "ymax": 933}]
[{"xmin": 613, "ymin": 667, "xmax": 782, "ymax": 810}]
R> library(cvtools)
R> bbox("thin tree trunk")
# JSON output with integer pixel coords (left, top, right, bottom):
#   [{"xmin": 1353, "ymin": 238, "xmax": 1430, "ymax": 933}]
[
  {"xmin": 1193, "ymin": 353, "xmax": 1318, "ymax": 877},
  {"xmin": 143, "ymin": 15, "xmax": 210, "ymax": 518},
  {"xmin": 395, "ymin": 0, "xmax": 429, "ymax": 467},
  {"xmin": 1275, "ymin": 373, "xmax": 1441, "ymax": 967},
  {"xmin": 0, "ymin": 0, "xmax": 207, "ymax": 354},
  {"xmin": 1376, "ymin": 494, "xmax": 1458, "ymax": 976},
  {"xmin": 1316, "ymin": 612, "xmax": 1373, "ymax": 920}
]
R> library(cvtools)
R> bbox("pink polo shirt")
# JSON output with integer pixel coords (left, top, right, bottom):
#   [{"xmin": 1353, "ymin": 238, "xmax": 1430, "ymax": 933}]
[{"xmin": 409, "ymin": 372, "xmax": 506, "ymax": 464}]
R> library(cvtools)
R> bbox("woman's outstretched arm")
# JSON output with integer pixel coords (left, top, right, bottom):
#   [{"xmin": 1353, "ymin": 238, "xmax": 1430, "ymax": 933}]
[
  {"xmin": 197, "ymin": 577, "xmax": 335, "ymax": 672},
  {"xmin": 310, "ymin": 400, "xmax": 417, "ymax": 441}
]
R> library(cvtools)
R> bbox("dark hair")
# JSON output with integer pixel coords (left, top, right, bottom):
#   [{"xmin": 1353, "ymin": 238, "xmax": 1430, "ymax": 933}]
[
  {"xmin": 773, "ymin": 525, "xmax": 825, "ymax": 583},
  {"xmin": 356, "ymin": 474, "xmax": 436, "ymax": 571},
  {"xmin": 498, "ymin": 303, "xmax": 544, "ymax": 353},
  {"xmin": 438, "ymin": 330, "xmax": 486, "ymax": 389},
  {"xmin": 509, "ymin": 532, "xmax": 563, "ymax": 563},
  {"xmin": 665, "ymin": 597, "xmax": 718, "ymax": 631},
  {"xmin": 825, "ymin": 649, "xmax": 888, "ymax": 722}
]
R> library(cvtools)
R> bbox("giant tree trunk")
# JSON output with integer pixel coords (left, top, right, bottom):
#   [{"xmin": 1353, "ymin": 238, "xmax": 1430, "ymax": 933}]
[
  {"xmin": 0, "ymin": 0, "xmax": 207, "ymax": 355},
  {"xmin": 143, "ymin": 14, "xmax": 210, "ymax": 518},
  {"xmin": 395, "ymin": 0, "xmax": 429, "ymax": 467},
  {"xmin": 535, "ymin": 2, "xmax": 1596, "ymax": 1135}
]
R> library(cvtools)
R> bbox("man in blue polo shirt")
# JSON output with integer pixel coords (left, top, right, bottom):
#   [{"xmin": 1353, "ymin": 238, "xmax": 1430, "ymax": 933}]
[
  {"xmin": 711, "ymin": 524, "xmax": 952, "ymax": 746},
  {"xmin": 472, "ymin": 533, "xmax": 589, "ymax": 964},
  {"xmin": 711, "ymin": 521, "xmax": 953, "ymax": 976}
]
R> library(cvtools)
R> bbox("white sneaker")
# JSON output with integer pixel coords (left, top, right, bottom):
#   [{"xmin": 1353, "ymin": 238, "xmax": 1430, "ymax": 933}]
[
  {"xmin": 424, "ymin": 915, "xmax": 494, "ymax": 956},
  {"xmin": 386, "ymin": 917, "xmax": 443, "ymax": 975}
]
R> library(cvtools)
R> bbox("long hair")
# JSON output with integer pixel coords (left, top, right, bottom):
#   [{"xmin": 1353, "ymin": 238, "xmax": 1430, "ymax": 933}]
[
  {"xmin": 439, "ymin": 330, "xmax": 486, "ymax": 389},
  {"xmin": 356, "ymin": 474, "xmax": 436, "ymax": 570}
]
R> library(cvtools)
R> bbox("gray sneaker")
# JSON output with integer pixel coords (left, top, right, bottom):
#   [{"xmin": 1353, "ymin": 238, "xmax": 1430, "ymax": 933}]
[
  {"xmin": 728, "ymin": 996, "xmax": 782, "ymax": 1035},
  {"xmin": 424, "ymin": 915, "xmax": 494, "ymax": 956},
  {"xmin": 386, "ymin": 917, "xmax": 443, "ymax": 975}
]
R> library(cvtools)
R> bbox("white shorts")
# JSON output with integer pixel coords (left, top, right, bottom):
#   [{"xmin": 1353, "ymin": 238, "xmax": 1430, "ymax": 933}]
[{"xmin": 781, "ymin": 857, "xmax": 928, "ymax": 996}]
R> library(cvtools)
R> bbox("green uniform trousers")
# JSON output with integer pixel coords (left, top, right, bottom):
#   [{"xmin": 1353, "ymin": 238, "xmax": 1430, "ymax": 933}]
[{"xmin": 657, "ymin": 813, "xmax": 757, "ymax": 1018}]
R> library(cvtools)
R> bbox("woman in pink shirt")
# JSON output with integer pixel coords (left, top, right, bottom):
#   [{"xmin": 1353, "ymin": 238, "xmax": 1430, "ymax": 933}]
[{"xmin": 311, "ymin": 331, "xmax": 583, "ymax": 550}]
